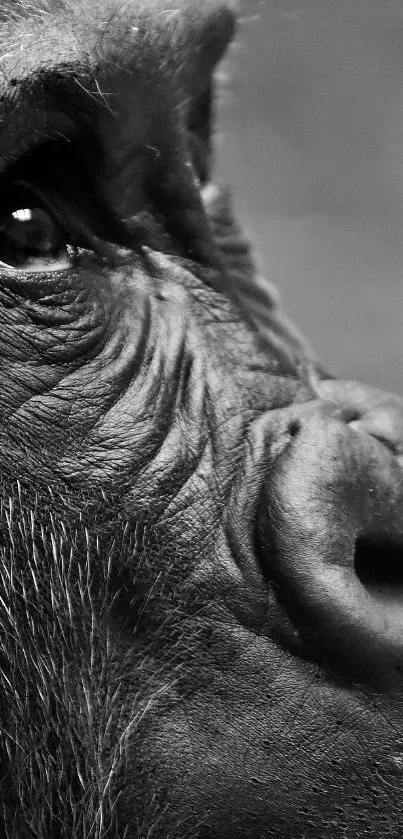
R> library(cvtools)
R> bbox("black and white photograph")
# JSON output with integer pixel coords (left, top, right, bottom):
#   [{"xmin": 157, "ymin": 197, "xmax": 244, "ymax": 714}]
[{"xmin": 0, "ymin": 2, "xmax": 402, "ymax": 837}]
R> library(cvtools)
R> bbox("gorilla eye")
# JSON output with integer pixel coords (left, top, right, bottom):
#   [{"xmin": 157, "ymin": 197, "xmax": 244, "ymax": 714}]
[{"xmin": 0, "ymin": 206, "xmax": 73, "ymax": 272}]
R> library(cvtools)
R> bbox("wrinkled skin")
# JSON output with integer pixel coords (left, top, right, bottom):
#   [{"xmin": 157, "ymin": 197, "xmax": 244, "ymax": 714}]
[{"xmin": 0, "ymin": 2, "xmax": 402, "ymax": 837}]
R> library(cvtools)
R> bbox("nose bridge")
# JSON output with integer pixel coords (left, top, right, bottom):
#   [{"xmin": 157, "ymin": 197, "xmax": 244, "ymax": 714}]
[{"xmin": 258, "ymin": 389, "xmax": 403, "ymax": 688}]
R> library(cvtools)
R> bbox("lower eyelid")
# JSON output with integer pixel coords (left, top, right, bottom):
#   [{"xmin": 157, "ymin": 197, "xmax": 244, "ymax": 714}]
[{"xmin": 0, "ymin": 245, "xmax": 76, "ymax": 275}]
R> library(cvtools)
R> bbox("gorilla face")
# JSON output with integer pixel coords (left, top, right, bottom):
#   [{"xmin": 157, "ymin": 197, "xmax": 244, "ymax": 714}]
[{"xmin": 0, "ymin": 2, "xmax": 403, "ymax": 837}]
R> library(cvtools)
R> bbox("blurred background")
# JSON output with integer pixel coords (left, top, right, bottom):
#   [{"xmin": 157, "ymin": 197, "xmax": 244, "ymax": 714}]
[{"xmin": 217, "ymin": 0, "xmax": 403, "ymax": 392}]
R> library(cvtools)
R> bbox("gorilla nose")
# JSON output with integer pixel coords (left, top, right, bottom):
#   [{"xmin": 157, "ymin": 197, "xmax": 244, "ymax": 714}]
[{"xmin": 257, "ymin": 381, "xmax": 403, "ymax": 688}]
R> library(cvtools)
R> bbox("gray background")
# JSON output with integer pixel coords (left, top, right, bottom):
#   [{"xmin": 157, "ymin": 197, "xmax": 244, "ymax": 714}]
[{"xmin": 218, "ymin": 0, "xmax": 403, "ymax": 392}]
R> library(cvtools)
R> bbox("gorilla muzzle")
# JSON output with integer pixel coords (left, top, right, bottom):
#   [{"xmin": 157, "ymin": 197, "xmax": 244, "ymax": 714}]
[{"xmin": 258, "ymin": 380, "xmax": 403, "ymax": 689}]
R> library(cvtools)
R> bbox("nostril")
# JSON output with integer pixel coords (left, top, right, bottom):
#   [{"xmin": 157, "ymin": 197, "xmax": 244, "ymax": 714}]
[
  {"xmin": 341, "ymin": 408, "xmax": 362, "ymax": 424},
  {"xmin": 288, "ymin": 419, "xmax": 301, "ymax": 438},
  {"xmin": 354, "ymin": 537, "xmax": 403, "ymax": 590}
]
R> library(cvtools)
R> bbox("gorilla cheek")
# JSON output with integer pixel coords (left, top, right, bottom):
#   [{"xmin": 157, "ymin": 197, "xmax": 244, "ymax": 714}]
[{"xmin": 257, "ymin": 396, "xmax": 403, "ymax": 688}]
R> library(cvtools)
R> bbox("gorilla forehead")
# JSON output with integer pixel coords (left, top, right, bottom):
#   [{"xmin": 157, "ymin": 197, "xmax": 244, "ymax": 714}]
[
  {"xmin": 0, "ymin": 0, "xmax": 236, "ymax": 28},
  {"xmin": 0, "ymin": 0, "xmax": 236, "ymax": 82},
  {"xmin": 0, "ymin": 0, "xmax": 236, "ymax": 169}
]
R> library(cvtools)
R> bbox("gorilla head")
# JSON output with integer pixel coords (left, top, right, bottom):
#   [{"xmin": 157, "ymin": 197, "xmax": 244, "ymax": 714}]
[{"xmin": 0, "ymin": 1, "xmax": 402, "ymax": 837}]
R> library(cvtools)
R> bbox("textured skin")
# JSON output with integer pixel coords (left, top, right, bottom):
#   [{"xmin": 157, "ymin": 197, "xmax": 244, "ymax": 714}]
[{"xmin": 0, "ymin": 2, "xmax": 402, "ymax": 838}]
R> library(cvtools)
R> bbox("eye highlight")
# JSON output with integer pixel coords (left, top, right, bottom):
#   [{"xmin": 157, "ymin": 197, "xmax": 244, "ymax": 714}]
[{"xmin": 0, "ymin": 205, "xmax": 73, "ymax": 272}]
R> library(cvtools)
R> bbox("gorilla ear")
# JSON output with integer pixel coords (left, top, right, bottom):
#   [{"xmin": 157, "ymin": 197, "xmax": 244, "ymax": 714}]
[
  {"xmin": 194, "ymin": 3, "xmax": 238, "ymax": 77},
  {"xmin": 187, "ymin": 83, "xmax": 214, "ymax": 184},
  {"xmin": 185, "ymin": 3, "xmax": 237, "ymax": 184}
]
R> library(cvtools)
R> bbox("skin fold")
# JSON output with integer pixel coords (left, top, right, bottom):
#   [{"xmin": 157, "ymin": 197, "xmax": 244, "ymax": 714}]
[{"xmin": 0, "ymin": 2, "xmax": 401, "ymax": 837}]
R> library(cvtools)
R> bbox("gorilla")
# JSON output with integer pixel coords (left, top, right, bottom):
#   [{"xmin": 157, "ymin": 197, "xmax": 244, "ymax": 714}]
[{"xmin": 0, "ymin": 1, "xmax": 402, "ymax": 837}]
